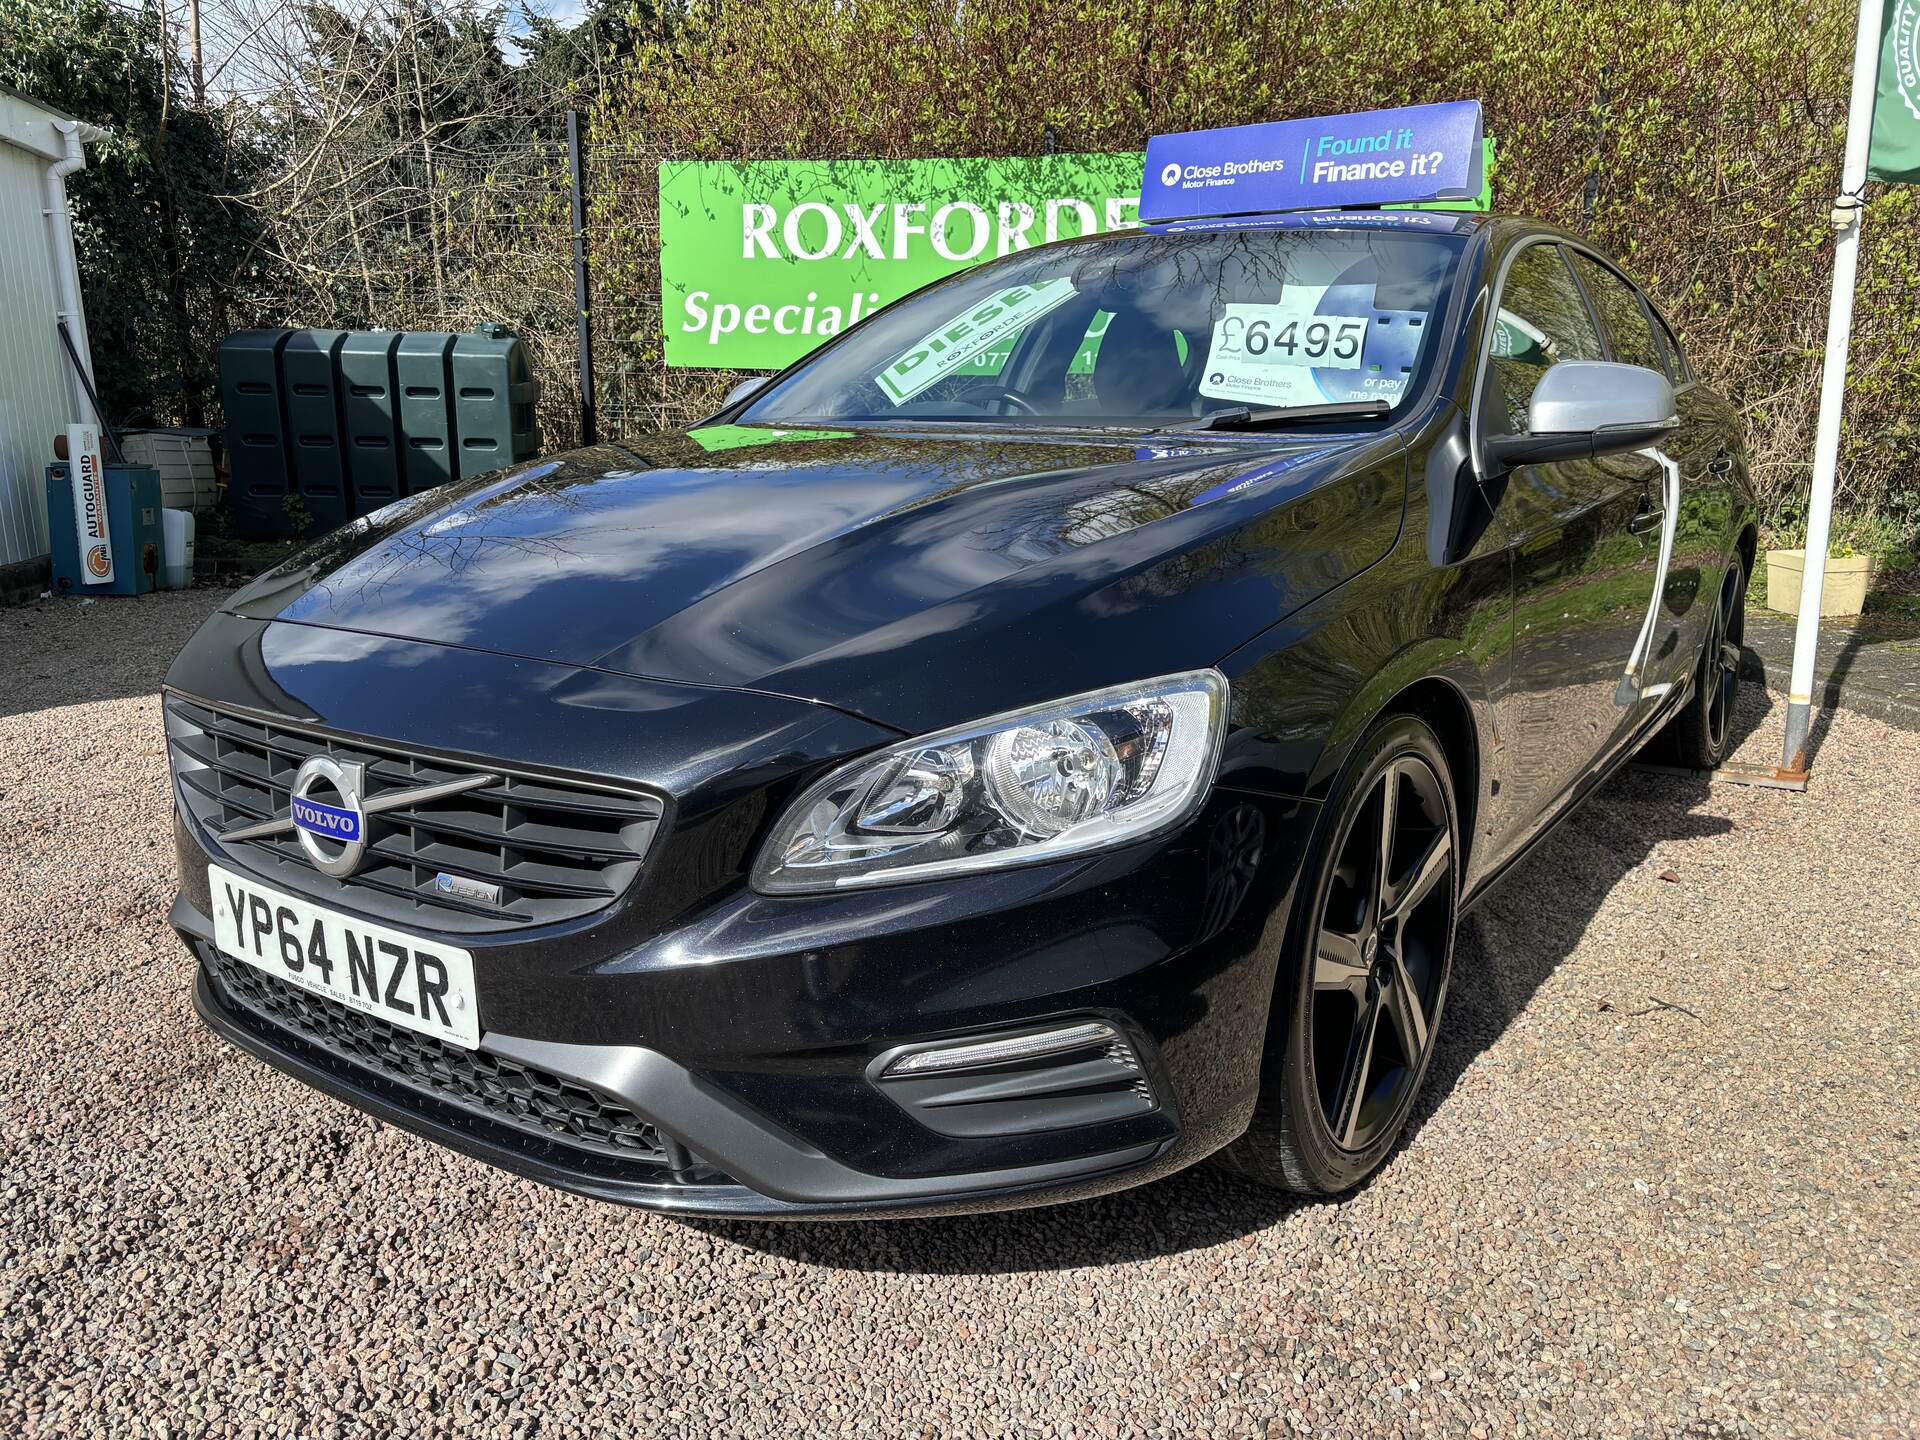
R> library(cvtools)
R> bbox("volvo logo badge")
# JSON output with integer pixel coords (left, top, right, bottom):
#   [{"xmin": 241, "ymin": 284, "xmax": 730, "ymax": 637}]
[
  {"xmin": 289, "ymin": 755, "xmax": 368, "ymax": 877},
  {"xmin": 217, "ymin": 753, "xmax": 500, "ymax": 877}
]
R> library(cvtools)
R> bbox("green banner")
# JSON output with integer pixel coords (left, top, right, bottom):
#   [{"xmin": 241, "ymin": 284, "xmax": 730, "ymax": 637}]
[
  {"xmin": 656, "ymin": 144, "xmax": 1494, "ymax": 370},
  {"xmin": 1870, "ymin": 0, "xmax": 1920, "ymax": 181},
  {"xmin": 657, "ymin": 154, "xmax": 1147, "ymax": 369}
]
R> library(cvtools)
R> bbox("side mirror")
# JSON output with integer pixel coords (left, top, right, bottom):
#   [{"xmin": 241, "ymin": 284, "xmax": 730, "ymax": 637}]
[
  {"xmin": 723, "ymin": 376, "xmax": 769, "ymax": 409},
  {"xmin": 1486, "ymin": 361, "xmax": 1678, "ymax": 468}
]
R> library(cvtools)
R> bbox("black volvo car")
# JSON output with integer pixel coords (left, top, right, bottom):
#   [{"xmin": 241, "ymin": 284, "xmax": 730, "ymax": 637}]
[{"xmin": 167, "ymin": 209, "xmax": 1754, "ymax": 1215}]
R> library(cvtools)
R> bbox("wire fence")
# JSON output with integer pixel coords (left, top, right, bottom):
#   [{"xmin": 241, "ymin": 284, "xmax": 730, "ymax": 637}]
[
  {"xmin": 224, "ymin": 122, "xmax": 762, "ymax": 452},
  {"xmin": 231, "ymin": 124, "xmax": 1129, "ymax": 451}
]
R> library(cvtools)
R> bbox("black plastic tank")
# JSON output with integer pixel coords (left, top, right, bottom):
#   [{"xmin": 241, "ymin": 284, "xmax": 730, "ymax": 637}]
[
  {"xmin": 451, "ymin": 324, "xmax": 542, "ymax": 480},
  {"xmin": 217, "ymin": 329, "xmax": 295, "ymax": 537},
  {"xmin": 338, "ymin": 331, "xmax": 404, "ymax": 515},
  {"xmin": 281, "ymin": 330, "xmax": 351, "ymax": 534}
]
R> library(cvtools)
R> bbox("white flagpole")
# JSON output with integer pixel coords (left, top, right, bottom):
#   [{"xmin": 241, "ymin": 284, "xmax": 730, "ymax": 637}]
[{"xmin": 1781, "ymin": 0, "xmax": 1885, "ymax": 773}]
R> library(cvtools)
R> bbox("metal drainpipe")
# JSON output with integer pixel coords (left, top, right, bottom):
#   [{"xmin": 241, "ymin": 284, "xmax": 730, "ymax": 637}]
[{"xmin": 43, "ymin": 118, "xmax": 105, "ymax": 422}]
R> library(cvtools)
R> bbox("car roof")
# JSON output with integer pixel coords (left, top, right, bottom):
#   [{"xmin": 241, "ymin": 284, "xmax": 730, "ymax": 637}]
[
  {"xmin": 1121, "ymin": 211, "xmax": 1619, "ymax": 273},
  {"xmin": 1136, "ymin": 208, "xmax": 1497, "ymax": 237}
]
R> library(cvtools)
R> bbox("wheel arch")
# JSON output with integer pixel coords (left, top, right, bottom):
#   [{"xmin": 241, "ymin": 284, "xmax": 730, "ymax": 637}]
[
  {"xmin": 1305, "ymin": 648, "xmax": 1490, "ymax": 882},
  {"xmin": 1385, "ymin": 676, "xmax": 1480, "ymax": 877}
]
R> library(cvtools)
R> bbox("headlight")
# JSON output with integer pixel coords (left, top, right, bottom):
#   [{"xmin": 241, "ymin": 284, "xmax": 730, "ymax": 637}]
[{"xmin": 753, "ymin": 670, "xmax": 1228, "ymax": 894}]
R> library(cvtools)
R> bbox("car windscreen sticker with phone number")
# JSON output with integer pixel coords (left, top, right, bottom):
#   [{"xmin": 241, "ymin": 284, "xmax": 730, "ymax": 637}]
[
  {"xmin": 877, "ymin": 277, "xmax": 1079, "ymax": 404},
  {"xmin": 1200, "ymin": 300, "xmax": 1373, "ymax": 408}
]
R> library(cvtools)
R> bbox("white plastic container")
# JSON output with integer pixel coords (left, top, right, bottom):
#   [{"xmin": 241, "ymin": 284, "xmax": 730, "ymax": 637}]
[
  {"xmin": 119, "ymin": 429, "xmax": 218, "ymax": 513},
  {"xmin": 161, "ymin": 508, "xmax": 196, "ymax": 590}
]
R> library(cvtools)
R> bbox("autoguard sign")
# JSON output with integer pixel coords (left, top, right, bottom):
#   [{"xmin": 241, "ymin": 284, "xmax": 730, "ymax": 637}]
[
  {"xmin": 657, "ymin": 154, "xmax": 1147, "ymax": 369},
  {"xmin": 66, "ymin": 424, "xmax": 114, "ymax": 584}
]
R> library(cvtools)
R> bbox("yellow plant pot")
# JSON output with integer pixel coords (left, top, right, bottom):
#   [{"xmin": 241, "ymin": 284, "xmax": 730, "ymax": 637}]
[{"xmin": 1765, "ymin": 549, "xmax": 1875, "ymax": 619}]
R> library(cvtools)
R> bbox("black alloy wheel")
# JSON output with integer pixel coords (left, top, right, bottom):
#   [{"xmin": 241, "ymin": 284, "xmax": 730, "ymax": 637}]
[
  {"xmin": 1660, "ymin": 554, "xmax": 1747, "ymax": 770},
  {"xmin": 1220, "ymin": 714, "xmax": 1460, "ymax": 1194},
  {"xmin": 1702, "ymin": 564, "xmax": 1743, "ymax": 757},
  {"xmin": 1308, "ymin": 751, "xmax": 1454, "ymax": 1153}
]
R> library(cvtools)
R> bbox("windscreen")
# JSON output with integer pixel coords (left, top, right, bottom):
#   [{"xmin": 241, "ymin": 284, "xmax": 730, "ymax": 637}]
[{"xmin": 736, "ymin": 226, "xmax": 1468, "ymax": 428}]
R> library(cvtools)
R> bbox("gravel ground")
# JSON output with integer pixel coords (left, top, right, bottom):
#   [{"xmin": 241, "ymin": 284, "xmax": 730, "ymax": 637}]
[{"xmin": 1, "ymin": 589, "xmax": 1915, "ymax": 1439}]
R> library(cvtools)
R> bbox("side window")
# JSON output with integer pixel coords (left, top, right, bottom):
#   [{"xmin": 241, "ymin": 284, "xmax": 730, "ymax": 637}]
[
  {"xmin": 1570, "ymin": 254, "xmax": 1664, "ymax": 373},
  {"xmin": 1651, "ymin": 310, "xmax": 1690, "ymax": 385},
  {"xmin": 1482, "ymin": 243, "xmax": 1603, "ymax": 439}
]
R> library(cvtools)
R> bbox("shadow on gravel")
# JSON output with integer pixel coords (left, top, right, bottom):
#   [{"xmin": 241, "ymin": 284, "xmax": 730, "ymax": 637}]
[
  {"xmin": 698, "ymin": 691, "xmax": 1769, "ymax": 1275},
  {"xmin": 684, "ymin": 1163, "xmax": 1313, "ymax": 1275},
  {"xmin": 0, "ymin": 592, "xmax": 229, "ymax": 721}
]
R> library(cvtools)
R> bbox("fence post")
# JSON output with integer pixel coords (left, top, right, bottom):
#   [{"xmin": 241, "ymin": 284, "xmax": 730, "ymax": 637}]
[
  {"xmin": 566, "ymin": 110, "xmax": 598, "ymax": 447},
  {"xmin": 1583, "ymin": 66, "xmax": 1608, "ymax": 227}
]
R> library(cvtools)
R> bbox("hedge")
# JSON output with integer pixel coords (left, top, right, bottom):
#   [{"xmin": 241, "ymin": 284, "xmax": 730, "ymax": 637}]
[{"xmin": 593, "ymin": 0, "xmax": 1919, "ymax": 533}]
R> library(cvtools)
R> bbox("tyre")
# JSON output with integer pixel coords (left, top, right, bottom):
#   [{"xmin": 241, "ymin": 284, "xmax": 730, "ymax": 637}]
[
  {"xmin": 1658, "ymin": 555, "xmax": 1747, "ymax": 770},
  {"xmin": 1220, "ymin": 714, "xmax": 1460, "ymax": 1194}
]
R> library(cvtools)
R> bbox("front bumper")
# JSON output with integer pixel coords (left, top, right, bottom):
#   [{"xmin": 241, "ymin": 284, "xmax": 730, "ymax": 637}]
[
  {"xmin": 179, "ymin": 774, "xmax": 1311, "ymax": 1217},
  {"xmin": 168, "ymin": 618, "xmax": 1315, "ymax": 1216},
  {"xmin": 192, "ymin": 954, "xmax": 1169, "ymax": 1218}
]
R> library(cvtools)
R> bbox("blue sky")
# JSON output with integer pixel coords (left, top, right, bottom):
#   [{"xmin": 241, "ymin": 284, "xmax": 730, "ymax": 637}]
[{"xmin": 501, "ymin": 0, "xmax": 591, "ymax": 64}]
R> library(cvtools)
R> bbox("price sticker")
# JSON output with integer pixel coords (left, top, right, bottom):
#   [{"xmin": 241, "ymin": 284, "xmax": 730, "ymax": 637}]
[{"xmin": 1200, "ymin": 303, "xmax": 1372, "ymax": 407}]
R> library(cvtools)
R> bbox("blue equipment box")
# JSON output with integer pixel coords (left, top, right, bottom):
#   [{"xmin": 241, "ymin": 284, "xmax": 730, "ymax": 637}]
[{"xmin": 46, "ymin": 462, "xmax": 165, "ymax": 596}]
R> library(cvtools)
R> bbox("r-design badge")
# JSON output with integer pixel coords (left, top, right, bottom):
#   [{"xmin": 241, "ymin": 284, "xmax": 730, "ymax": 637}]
[{"xmin": 289, "ymin": 755, "xmax": 367, "ymax": 877}]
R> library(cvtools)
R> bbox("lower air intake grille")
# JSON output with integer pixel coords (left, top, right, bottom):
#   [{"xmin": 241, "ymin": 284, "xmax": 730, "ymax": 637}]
[{"xmin": 208, "ymin": 950, "xmax": 670, "ymax": 1165}]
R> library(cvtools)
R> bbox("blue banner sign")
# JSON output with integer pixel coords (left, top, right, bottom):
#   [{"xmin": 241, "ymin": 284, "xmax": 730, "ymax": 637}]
[{"xmin": 1140, "ymin": 102, "xmax": 1485, "ymax": 221}]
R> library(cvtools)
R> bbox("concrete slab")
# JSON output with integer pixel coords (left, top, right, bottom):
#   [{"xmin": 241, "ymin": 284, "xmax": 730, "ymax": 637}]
[{"xmin": 1741, "ymin": 606, "xmax": 1920, "ymax": 735}]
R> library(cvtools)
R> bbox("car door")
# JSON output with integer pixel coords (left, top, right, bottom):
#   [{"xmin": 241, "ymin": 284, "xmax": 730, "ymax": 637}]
[
  {"xmin": 1476, "ymin": 240, "xmax": 1662, "ymax": 836},
  {"xmin": 1567, "ymin": 251, "xmax": 1696, "ymax": 709},
  {"xmin": 1646, "ymin": 297, "xmax": 1748, "ymax": 701}
]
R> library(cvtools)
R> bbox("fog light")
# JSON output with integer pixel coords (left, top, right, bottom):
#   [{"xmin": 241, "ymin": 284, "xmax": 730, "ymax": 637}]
[
  {"xmin": 872, "ymin": 1020, "xmax": 1158, "ymax": 1139},
  {"xmin": 880, "ymin": 1020, "xmax": 1132, "ymax": 1077}
]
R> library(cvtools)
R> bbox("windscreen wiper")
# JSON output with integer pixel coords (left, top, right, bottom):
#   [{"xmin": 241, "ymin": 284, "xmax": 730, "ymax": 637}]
[{"xmin": 1153, "ymin": 399, "xmax": 1393, "ymax": 433}]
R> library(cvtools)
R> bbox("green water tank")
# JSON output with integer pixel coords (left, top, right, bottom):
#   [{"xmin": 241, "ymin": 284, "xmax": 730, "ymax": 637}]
[
  {"xmin": 338, "ymin": 331, "xmax": 403, "ymax": 514},
  {"xmin": 219, "ymin": 323, "xmax": 542, "ymax": 535},
  {"xmin": 219, "ymin": 328, "xmax": 295, "ymax": 537},
  {"xmin": 451, "ymin": 324, "xmax": 542, "ymax": 480},
  {"xmin": 395, "ymin": 332, "xmax": 457, "ymax": 496},
  {"xmin": 282, "ymin": 329, "xmax": 351, "ymax": 534}
]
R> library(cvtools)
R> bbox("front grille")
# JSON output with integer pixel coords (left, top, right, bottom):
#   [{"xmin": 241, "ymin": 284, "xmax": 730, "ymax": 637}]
[
  {"xmin": 166, "ymin": 695, "xmax": 662, "ymax": 932},
  {"xmin": 207, "ymin": 948, "xmax": 670, "ymax": 1164}
]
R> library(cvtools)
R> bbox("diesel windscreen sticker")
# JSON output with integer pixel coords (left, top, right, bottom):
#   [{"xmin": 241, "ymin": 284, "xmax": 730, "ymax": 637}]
[{"xmin": 876, "ymin": 279, "xmax": 1079, "ymax": 403}]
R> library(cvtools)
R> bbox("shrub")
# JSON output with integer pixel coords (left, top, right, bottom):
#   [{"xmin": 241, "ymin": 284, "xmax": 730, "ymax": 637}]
[{"xmin": 592, "ymin": 0, "xmax": 1919, "ymax": 537}]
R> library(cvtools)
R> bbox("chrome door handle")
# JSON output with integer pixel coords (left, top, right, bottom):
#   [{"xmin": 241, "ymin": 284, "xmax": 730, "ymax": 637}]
[
  {"xmin": 1628, "ymin": 506, "xmax": 1666, "ymax": 536},
  {"xmin": 1707, "ymin": 453, "xmax": 1734, "ymax": 475}
]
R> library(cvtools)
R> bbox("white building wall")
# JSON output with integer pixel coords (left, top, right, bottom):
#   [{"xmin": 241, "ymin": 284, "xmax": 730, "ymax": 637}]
[{"xmin": 0, "ymin": 90, "xmax": 97, "ymax": 570}]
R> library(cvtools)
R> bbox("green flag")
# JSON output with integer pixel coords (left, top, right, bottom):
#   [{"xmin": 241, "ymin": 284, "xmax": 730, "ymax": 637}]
[{"xmin": 1869, "ymin": 0, "xmax": 1920, "ymax": 181}]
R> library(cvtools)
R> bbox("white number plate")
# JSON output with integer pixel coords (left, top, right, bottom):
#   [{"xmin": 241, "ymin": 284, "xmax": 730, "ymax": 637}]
[{"xmin": 207, "ymin": 864, "xmax": 480, "ymax": 1050}]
